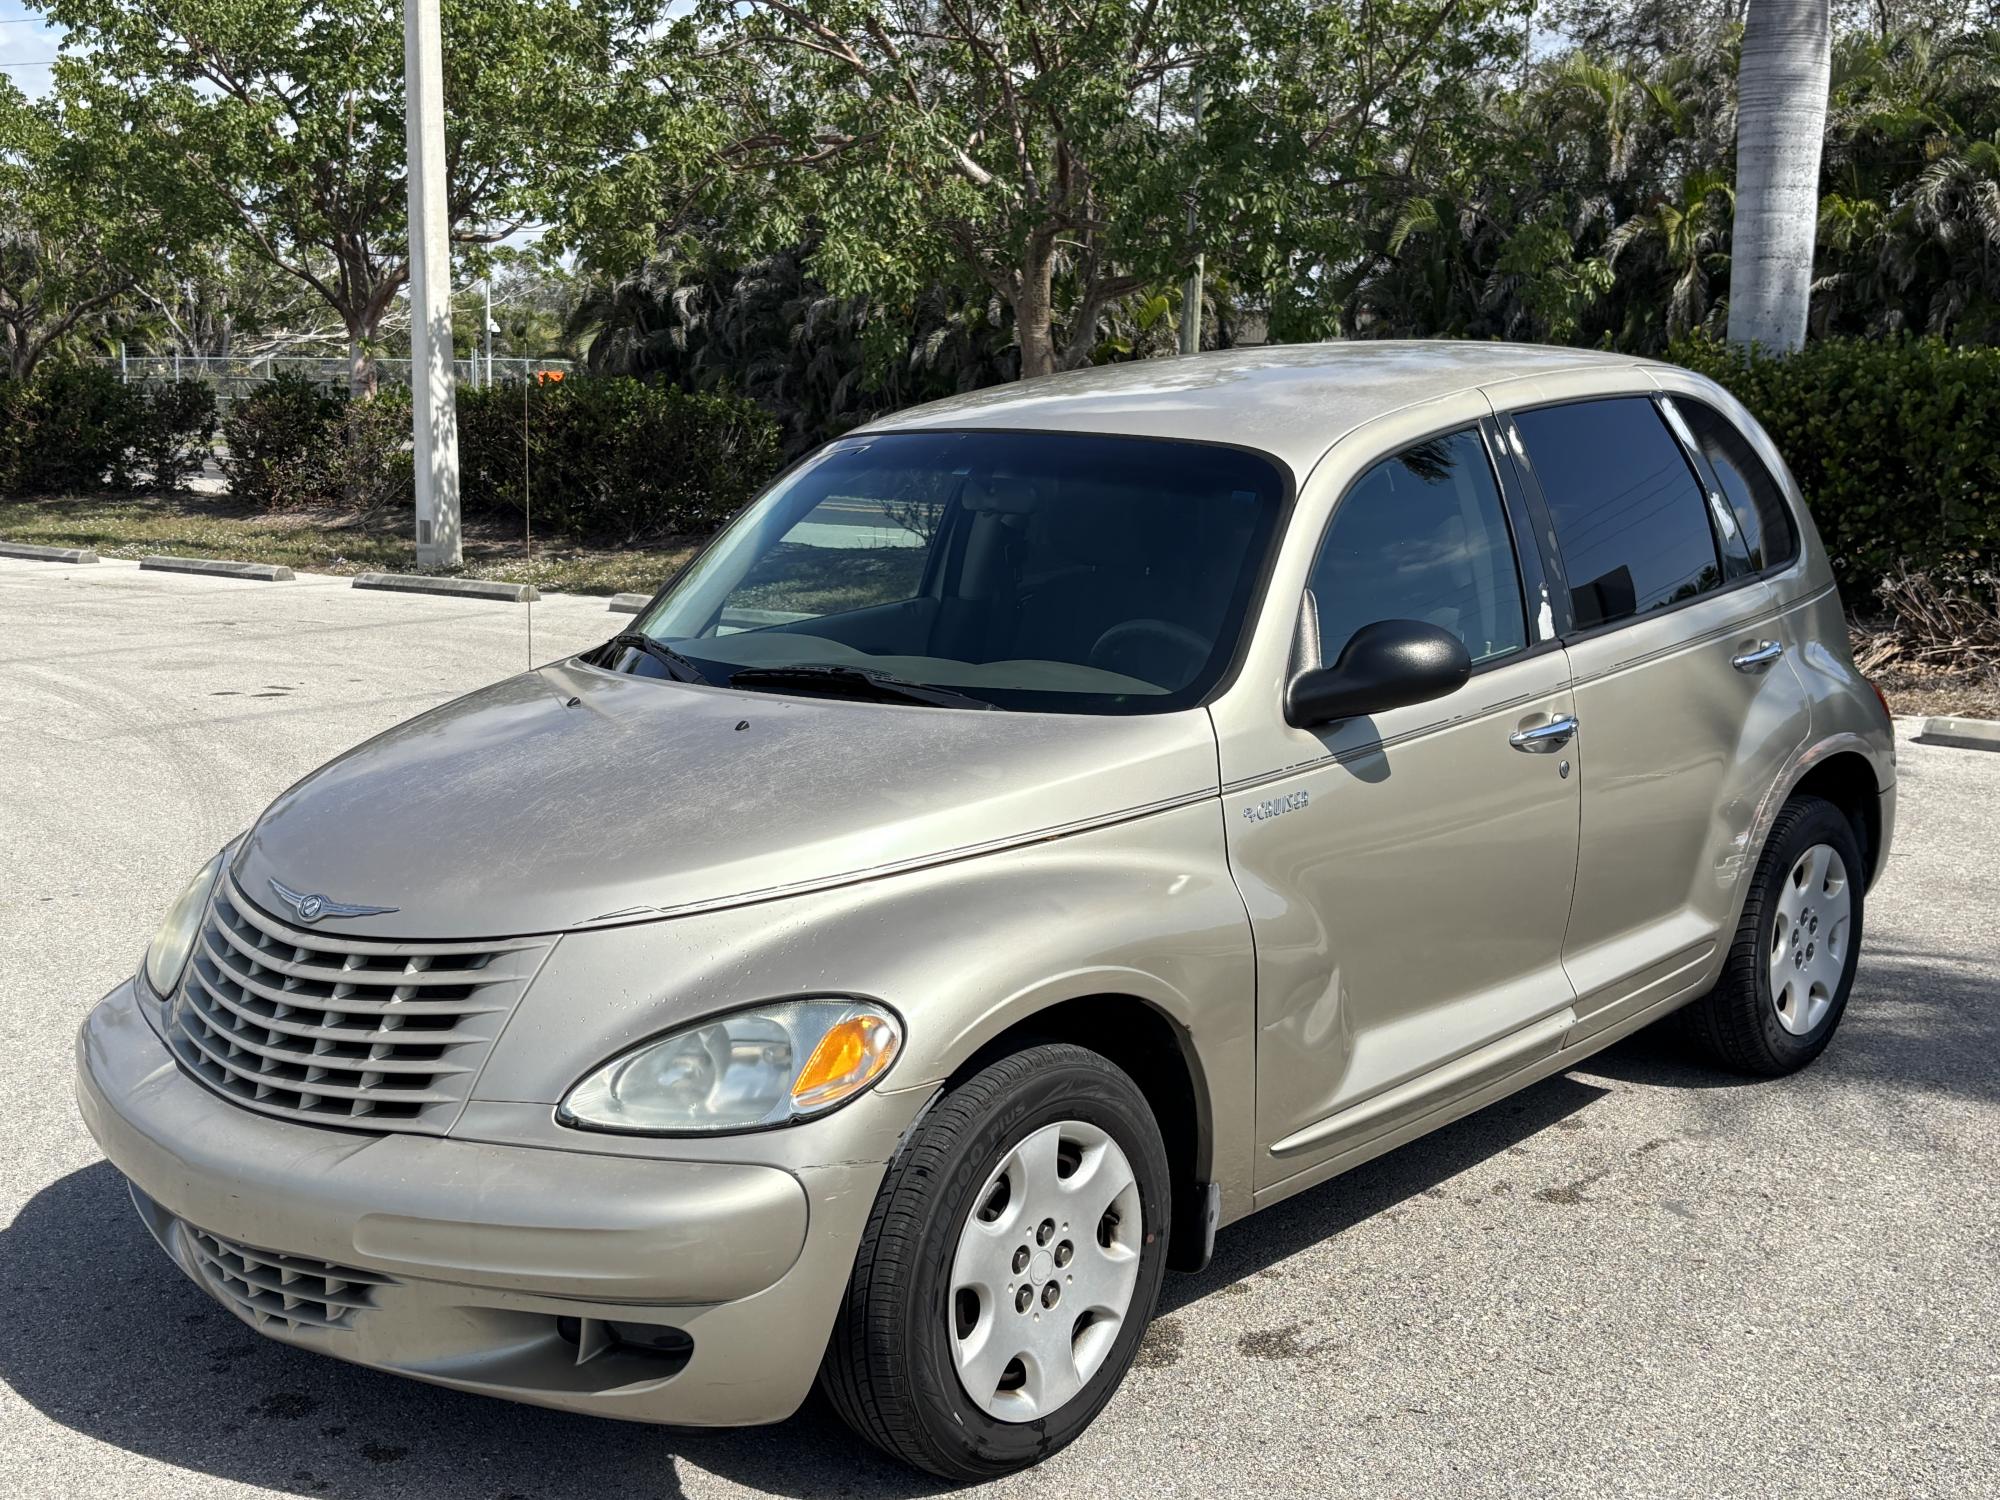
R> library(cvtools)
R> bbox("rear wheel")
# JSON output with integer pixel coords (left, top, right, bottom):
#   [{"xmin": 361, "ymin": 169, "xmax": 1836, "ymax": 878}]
[
  {"xmin": 1682, "ymin": 794, "xmax": 1865, "ymax": 1075},
  {"xmin": 819, "ymin": 1043, "xmax": 1171, "ymax": 1479}
]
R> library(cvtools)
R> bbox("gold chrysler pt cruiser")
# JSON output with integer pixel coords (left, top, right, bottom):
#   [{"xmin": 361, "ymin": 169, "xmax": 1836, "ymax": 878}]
[{"xmin": 76, "ymin": 343, "xmax": 1896, "ymax": 1479}]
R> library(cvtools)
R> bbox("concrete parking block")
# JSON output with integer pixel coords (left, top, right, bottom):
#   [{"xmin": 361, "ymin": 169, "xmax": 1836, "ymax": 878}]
[
  {"xmin": 0, "ymin": 541, "xmax": 99, "ymax": 564},
  {"xmin": 140, "ymin": 555, "xmax": 293, "ymax": 581},
  {"xmin": 608, "ymin": 592, "xmax": 650, "ymax": 614},
  {"xmin": 1919, "ymin": 715, "xmax": 2000, "ymax": 752},
  {"xmin": 352, "ymin": 572, "xmax": 538, "ymax": 603}
]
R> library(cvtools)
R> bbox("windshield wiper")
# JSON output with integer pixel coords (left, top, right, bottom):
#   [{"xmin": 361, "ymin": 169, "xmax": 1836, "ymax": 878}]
[
  {"xmin": 602, "ymin": 632, "xmax": 710, "ymax": 685},
  {"xmin": 727, "ymin": 664, "xmax": 995, "ymax": 710}
]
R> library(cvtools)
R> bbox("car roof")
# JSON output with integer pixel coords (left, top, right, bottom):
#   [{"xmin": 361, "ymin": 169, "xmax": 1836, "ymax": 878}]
[{"xmin": 857, "ymin": 340, "xmax": 1664, "ymax": 481}]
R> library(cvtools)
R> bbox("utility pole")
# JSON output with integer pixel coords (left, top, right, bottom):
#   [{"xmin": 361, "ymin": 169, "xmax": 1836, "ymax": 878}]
[
  {"xmin": 483, "ymin": 275, "xmax": 494, "ymax": 389},
  {"xmin": 1180, "ymin": 83, "xmax": 1204, "ymax": 358},
  {"xmin": 404, "ymin": 0, "xmax": 462, "ymax": 568}
]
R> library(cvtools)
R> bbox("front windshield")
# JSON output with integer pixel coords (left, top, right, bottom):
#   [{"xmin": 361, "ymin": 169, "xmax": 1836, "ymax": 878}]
[{"xmin": 621, "ymin": 430, "xmax": 1288, "ymax": 714}]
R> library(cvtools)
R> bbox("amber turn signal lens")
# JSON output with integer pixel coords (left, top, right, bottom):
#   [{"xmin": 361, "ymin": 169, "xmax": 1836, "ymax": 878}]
[{"xmin": 791, "ymin": 1012, "xmax": 902, "ymax": 1112}]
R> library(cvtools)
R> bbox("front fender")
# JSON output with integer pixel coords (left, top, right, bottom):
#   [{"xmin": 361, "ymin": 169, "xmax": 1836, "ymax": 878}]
[{"xmin": 462, "ymin": 800, "xmax": 1256, "ymax": 1212}]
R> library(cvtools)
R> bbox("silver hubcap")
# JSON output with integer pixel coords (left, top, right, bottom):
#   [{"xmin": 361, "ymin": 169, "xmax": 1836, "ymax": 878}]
[
  {"xmin": 947, "ymin": 1119, "xmax": 1143, "ymax": 1422},
  {"xmin": 1770, "ymin": 842, "xmax": 1851, "ymax": 1036}
]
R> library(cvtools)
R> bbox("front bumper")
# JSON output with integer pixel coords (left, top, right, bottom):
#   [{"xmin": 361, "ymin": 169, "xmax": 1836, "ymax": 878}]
[{"xmin": 75, "ymin": 979, "xmax": 885, "ymax": 1425}]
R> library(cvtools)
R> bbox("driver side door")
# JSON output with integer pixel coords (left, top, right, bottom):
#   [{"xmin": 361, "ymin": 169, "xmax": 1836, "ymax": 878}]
[{"xmin": 1224, "ymin": 423, "xmax": 1583, "ymax": 1197}]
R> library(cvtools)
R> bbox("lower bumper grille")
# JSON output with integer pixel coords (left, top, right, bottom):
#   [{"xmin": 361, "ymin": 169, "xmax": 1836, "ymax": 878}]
[{"xmin": 184, "ymin": 1224, "xmax": 394, "ymax": 1333}]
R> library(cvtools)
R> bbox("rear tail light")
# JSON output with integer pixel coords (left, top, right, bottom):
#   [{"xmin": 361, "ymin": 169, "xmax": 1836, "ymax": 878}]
[{"xmin": 1866, "ymin": 677, "xmax": 1892, "ymax": 723}]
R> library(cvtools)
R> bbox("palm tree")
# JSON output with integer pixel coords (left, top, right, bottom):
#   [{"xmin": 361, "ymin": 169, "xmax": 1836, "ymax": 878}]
[
  {"xmin": 1728, "ymin": 0, "xmax": 1833, "ymax": 352},
  {"xmin": 1606, "ymin": 169, "xmax": 1736, "ymax": 340}
]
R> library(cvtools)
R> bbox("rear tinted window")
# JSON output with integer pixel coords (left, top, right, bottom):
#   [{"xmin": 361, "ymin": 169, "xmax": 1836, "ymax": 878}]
[
  {"xmin": 1673, "ymin": 399, "xmax": 1798, "ymax": 571},
  {"xmin": 1513, "ymin": 398, "xmax": 1722, "ymax": 629}
]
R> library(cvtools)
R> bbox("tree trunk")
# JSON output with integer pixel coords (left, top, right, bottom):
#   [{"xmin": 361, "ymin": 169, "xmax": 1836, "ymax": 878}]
[
  {"xmin": 1728, "ymin": 0, "xmax": 1831, "ymax": 354},
  {"xmin": 347, "ymin": 329, "xmax": 378, "ymax": 400},
  {"xmin": 1014, "ymin": 239, "xmax": 1058, "ymax": 381}
]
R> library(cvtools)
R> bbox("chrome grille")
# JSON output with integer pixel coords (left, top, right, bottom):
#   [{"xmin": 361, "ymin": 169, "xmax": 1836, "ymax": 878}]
[
  {"xmin": 167, "ymin": 873, "xmax": 548, "ymax": 1134},
  {"xmin": 184, "ymin": 1224, "xmax": 393, "ymax": 1332}
]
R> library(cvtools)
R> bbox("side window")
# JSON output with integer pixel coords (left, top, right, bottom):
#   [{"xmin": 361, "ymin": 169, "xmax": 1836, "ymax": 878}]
[
  {"xmin": 1308, "ymin": 429, "xmax": 1528, "ymax": 666},
  {"xmin": 1672, "ymin": 399, "xmax": 1799, "ymax": 572},
  {"xmin": 1512, "ymin": 398, "xmax": 1722, "ymax": 629}
]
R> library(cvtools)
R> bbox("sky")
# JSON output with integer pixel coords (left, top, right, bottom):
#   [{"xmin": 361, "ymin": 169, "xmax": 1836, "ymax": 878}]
[{"xmin": 0, "ymin": 8, "xmax": 58, "ymax": 97}]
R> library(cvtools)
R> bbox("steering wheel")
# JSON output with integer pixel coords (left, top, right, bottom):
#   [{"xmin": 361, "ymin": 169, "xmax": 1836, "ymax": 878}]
[{"xmin": 1088, "ymin": 619, "xmax": 1211, "ymax": 689}]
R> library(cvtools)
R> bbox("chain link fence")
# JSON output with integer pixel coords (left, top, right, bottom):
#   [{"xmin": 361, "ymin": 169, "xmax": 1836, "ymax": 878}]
[{"xmin": 101, "ymin": 354, "xmax": 575, "ymax": 403}]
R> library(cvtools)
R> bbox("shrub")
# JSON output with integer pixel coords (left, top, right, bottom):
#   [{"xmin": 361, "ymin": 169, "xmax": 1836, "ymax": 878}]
[
  {"xmin": 221, "ymin": 373, "xmax": 410, "ymax": 511},
  {"xmin": 321, "ymin": 388, "xmax": 414, "ymax": 515},
  {"xmin": 219, "ymin": 372, "xmax": 341, "ymax": 508},
  {"xmin": 137, "ymin": 379, "xmax": 219, "ymax": 491},
  {"xmin": 0, "ymin": 365, "xmax": 147, "ymax": 494},
  {"xmin": 456, "ymin": 376, "xmax": 782, "ymax": 541},
  {"xmin": 1671, "ymin": 335, "xmax": 2000, "ymax": 606}
]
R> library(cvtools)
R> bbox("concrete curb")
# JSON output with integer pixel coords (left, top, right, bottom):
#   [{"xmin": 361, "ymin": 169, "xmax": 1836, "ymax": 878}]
[
  {"xmin": 1917, "ymin": 716, "xmax": 2000, "ymax": 753},
  {"xmin": 607, "ymin": 592, "xmax": 650, "ymax": 614},
  {"xmin": 0, "ymin": 541, "xmax": 98, "ymax": 564},
  {"xmin": 141, "ymin": 555, "xmax": 294, "ymax": 582},
  {"xmin": 352, "ymin": 572, "xmax": 538, "ymax": 603}
]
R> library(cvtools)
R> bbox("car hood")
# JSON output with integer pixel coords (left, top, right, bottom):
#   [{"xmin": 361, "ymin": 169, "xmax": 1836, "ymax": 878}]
[{"xmin": 232, "ymin": 659, "xmax": 1222, "ymax": 940}]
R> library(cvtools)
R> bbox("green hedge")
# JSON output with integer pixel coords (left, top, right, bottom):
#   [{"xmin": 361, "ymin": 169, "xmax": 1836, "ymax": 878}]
[
  {"xmin": 219, "ymin": 372, "xmax": 411, "ymax": 512},
  {"xmin": 1671, "ymin": 335, "xmax": 2000, "ymax": 604},
  {"xmin": 457, "ymin": 377, "xmax": 782, "ymax": 541},
  {"xmin": 0, "ymin": 366, "xmax": 217, "ymax": 495}
]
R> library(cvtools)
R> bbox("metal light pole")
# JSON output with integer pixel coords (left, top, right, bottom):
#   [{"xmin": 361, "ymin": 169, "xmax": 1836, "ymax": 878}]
[
  {"xmin": 483, "ymin": 275, "xmax": 494, "ymax": 389},
  {"xmin": 404, "ymin": 0, "xmax": 462, "ymax": 569},
  {"xmin": 1180, "ymin": 83, "xmax": 1204, "ymax": 358}
]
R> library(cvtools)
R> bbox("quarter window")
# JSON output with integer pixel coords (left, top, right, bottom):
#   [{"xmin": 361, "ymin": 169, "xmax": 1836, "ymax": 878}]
[
  {"xmin": 1307, "ymin": 429, "xmax": 1528, "ymax": 666},
  {"xmin": 1513, "ymin": 398, "xmax": 1723, "ymax": 629},
  {"xmin": 1672, "ymin": 399, "xmax": 1799, "ymax": 571}
]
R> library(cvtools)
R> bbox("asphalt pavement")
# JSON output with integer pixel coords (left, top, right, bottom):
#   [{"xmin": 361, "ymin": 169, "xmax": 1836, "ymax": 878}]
[{"xmin": 1, "ymin": 557, "xmax": 1995, "ymax": 1499}]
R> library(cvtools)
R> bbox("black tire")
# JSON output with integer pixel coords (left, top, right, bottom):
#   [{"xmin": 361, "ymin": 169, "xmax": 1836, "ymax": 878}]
[
  {"xmin": 1681, "ymin": 794, "xmax": 1866, "ymax": 1076},
  {"xmin": 819, "ymin": 1042, "xmax": 1172, "ymax": 1480}
]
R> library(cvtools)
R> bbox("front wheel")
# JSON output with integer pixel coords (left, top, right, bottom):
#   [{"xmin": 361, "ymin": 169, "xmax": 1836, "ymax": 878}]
[
  {"xmin": 819, "ymin": 1043, "xmax": 1171, "ymax": 1480},
  {"xmin": 1682, "ymin": 794, "xmax": 1866, "ymax": 1075}
]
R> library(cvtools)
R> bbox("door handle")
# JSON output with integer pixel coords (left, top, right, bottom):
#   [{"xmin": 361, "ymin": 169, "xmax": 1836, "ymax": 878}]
[
  {"xmin": 1509, "ymin": 715, "xmax": 1578, "ymax": 753},
  {"xmin": 1732, "ymin": 640, "xmax": 1785, "ymax": 672}
]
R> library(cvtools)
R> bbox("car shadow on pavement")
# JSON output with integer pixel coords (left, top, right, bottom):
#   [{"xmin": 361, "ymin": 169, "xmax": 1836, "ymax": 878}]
[
  {"xmin": 3, "ymin": 1073, "xmax": 1613, "ymax": 1500},
  {"xmin": 1577, "ymin": 951, "xmax": 2000, "ymax": 1105},
  {"xmin": 1, "ymin": 1073, "xmax": 1614, "ymax": 1500},
  {"xmin": 0, "ymin": 1161, "xmax": 952, "ymax": 1500},
  {"xmin": 9, "ymin": 956, "xmax": 1987, "ymax": 1500},
  {"xmin": 1160, "ymin": 1067, "xmax": 1610, "ymax": 1316}
]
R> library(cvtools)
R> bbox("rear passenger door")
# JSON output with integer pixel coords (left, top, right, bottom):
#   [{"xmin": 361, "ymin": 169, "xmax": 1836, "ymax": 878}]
[{"xmin": 1500, "ymin": 395, "xmax": 1811, "ymax": 1042}]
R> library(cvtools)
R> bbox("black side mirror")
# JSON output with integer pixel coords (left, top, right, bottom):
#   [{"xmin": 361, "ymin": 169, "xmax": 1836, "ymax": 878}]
[{"xmin": 1285, "ymin": 619, "xmax": 1472, "ymax": 728}]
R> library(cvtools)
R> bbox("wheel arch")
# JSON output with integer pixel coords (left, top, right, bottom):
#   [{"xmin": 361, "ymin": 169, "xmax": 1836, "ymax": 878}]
[
  {"xmin": 1784, "ymin": 747, "xmax": 1884, "ymax": 889},
  {"xmin": 951, "ymin": 991, "xmax": 1217, "ymax": 1271}
]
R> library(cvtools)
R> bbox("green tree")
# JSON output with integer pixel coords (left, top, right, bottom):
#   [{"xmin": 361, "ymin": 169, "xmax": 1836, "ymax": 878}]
[
  {"xmin": 0, "ymin": 77, "xmax": 199, "ymax": 379},
  {"xmin": 581, "ymin": 0, "xmax": 1526, "ymax": 380},
  {"xmin": 36, "ymin": 0, "xmax": 651, "ymax": 393}
]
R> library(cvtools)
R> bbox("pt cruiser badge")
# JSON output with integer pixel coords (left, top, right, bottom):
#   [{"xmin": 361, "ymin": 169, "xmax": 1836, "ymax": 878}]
[{"xmin": 1242, "ymin": 789, "xmax": 1310, "ymax": 822}]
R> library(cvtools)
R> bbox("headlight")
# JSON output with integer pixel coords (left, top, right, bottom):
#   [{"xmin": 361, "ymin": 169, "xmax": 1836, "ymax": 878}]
[
  {"xmin": 141, "ymin": 845, "xmax": 230, "ymax": 998},
  {"xmin": 558, "ymin": 999, "xmax": 903, "ymax": 1135}
]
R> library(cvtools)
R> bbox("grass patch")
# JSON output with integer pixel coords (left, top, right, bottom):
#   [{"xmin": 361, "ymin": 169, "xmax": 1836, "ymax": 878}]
[{"xmin": 0, "ymin": 493, "xmax": 695, "ymax": 597}]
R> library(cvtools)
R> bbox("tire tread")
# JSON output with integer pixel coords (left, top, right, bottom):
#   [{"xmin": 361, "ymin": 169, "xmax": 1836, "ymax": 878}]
[
  {"xmin": 1680, "ymin": 794, "xmax": 1861, "ymax": 1075},
  {"xmin": 820, "ymin": 1043, "xmax": 1159, "ymax": 1478}
]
